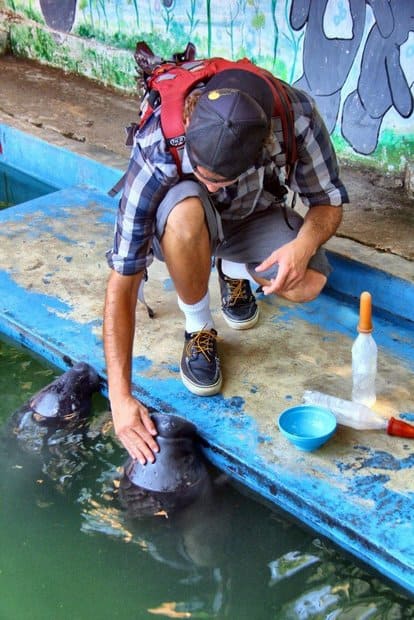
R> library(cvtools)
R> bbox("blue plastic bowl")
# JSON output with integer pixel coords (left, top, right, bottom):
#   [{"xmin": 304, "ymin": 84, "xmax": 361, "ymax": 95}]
[{"xmin": 278, "ymin": 405, "xmax": 337, "ymax": 451}]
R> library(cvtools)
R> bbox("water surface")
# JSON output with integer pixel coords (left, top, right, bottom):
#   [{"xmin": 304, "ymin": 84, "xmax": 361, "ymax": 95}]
[
  {"xmin": 0, "ymin": 337, "xmax": 413, "ymax": 619},
  {"xmin": 0, "ymin": 161, "xmax": 58, "ymax": 209}
]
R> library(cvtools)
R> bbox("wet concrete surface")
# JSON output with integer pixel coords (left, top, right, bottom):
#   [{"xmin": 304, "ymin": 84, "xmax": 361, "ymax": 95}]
[{"xmin": 0, "ymin": 54, "xmax": 413, "ymax": 263}]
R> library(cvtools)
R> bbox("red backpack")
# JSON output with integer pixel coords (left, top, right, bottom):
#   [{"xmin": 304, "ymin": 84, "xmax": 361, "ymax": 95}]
[{"xmin": 109, "ymin": 42, "xmax": 297, "ymax": 195}]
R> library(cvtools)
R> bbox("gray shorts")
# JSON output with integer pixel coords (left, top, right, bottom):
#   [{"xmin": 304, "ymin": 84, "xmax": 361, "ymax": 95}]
[{"xmin": 153, "ymin": 180, "xmax": 331, "ymax": 279}]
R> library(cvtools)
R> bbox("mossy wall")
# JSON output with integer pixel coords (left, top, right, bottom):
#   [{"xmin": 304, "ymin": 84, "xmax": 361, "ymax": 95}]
[{"xmin": 2, "ymin": 0, "xmax": 413, "ymax": 174}]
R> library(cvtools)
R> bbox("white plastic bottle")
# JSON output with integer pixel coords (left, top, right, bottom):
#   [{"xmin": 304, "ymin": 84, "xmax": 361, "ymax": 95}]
[
  {"xmin": 302, "ymin": 391, "xmax": 386, "ymax": 430},
  {"xmin": 352, "ymin": 291, "xmax": 377, "ymax": 407}
]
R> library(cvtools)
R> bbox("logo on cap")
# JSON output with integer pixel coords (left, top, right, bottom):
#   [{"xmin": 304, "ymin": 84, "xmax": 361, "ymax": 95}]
[{"xmin": 208, "ymin": 91, "xmax": 221, "ymax": 100}]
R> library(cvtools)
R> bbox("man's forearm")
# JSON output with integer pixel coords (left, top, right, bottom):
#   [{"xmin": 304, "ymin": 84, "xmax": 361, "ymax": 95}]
[
  {"xmin": 103, "ymin": 270, "xmax": 142, "ymax": 403},
  {"xmin": 298, "ymin": 204, "xmax": 343, "ymax": 253}
]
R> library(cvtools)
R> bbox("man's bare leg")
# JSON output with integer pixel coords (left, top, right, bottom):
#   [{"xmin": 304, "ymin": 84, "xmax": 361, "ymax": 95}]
[{"xmin": 161, "ymin": 196, "xmax": 222, "ymax": 396}]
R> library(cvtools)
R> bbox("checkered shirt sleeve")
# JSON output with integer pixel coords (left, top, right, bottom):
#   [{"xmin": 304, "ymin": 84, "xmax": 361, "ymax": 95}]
[
  {"xmin": 106, "ymin": 111, "xmax": 178, "ymax": 275},
  {"xmin": 289, "ymin": 90, "xmax": 349, "ymax": 207}
]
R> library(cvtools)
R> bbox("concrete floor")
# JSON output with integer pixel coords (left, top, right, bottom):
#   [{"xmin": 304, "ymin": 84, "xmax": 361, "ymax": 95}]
[{"xmin": 1, "ymin": 54, "xmax": 414, "ymax": 593}]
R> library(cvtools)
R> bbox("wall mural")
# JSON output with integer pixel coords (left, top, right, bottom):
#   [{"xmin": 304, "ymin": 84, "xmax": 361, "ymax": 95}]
[
  {"xmin": 291, "ymin": 0, "xmax": 413, "ymax": 155},
  {"xmin": 4, "ymin": 0, "xmax": 414, "ymax": 169}
]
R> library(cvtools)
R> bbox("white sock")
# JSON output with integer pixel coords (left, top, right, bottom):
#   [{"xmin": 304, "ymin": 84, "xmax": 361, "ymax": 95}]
[
  {"xmin": 221, "ymin": 259, "xmax": 258, "ymax": 285},
  {"xmin": 177, "ymin": 291, "xmax": 215, "ymax": 334}
]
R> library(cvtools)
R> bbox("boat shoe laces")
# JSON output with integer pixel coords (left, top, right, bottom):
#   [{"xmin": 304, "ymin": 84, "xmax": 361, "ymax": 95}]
[
  {"xmin": 180, "ymin": 328, "xmax": 222, "ymax": 396},
  {"xmin": 225, "ymin": 278, "xmax": 252, "ymax": 307},
  {"xmin": 217, "ymin": 259, "xmax": 259, "ymax": 330},
  {"xmin": 185, "ymin": 329, "xmax": 219, "ymax": 363}
]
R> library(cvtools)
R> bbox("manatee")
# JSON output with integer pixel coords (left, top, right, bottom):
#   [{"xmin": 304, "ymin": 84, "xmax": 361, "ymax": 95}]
[
  {"xmin": 119, "ymin": 413, "xmax": 210, "ymax": 518},
  {"xmin": 7, "ymin": 361, "xmax": 101, "ymax": 455},
  {"xmin": 16, "ymin": 361, "xmax": 100, "ymax": 422},
  {"xmin": 116, "ymin": 414, "xmax": 231, "ymax": 572}
]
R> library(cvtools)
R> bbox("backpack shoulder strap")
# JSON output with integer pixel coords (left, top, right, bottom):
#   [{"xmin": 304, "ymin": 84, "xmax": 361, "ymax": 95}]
[{"xmin": 258, "ymin": 69, "xmax": 297, "ymax": 167}]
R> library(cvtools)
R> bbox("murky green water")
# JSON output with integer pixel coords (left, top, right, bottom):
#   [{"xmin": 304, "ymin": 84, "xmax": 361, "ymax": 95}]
[
  {"xmin": 1, "ymin": 336, "xmax": 413, "ymax": 619},
  {"xmin": 0, "ymin": 162, "xmax": 58, "ymax": 209}
]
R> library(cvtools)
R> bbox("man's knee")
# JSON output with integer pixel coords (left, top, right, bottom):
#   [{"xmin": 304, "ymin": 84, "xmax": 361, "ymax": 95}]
[
  {"xmin": 164, "ymin": 196, "xmax": 207, "ymax": 241},
  {"xmin": 284, "ymin": 270, "xmax": 327, "ymax": 303}
]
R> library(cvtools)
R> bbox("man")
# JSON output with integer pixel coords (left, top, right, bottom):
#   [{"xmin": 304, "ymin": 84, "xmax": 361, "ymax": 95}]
[{"xmin": 104, "ymin": 67, "xmax": 348, "ymax": 464}]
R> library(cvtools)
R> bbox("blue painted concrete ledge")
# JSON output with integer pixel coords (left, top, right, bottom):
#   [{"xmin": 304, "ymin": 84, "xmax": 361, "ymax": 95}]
[{"xmin": 1, "ymin": 124, "xmax": 414, "ymax": 596}]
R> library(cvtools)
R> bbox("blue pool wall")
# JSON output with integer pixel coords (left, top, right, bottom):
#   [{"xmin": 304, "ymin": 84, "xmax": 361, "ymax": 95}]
[{"xmin": 0, "ymin": 123, "xmax": 121, "ymax": 195}]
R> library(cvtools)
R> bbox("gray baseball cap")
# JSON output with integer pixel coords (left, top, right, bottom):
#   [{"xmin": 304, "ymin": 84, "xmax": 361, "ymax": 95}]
[{"xmin": 186, "ymin": 69, "xmax": 273, "ymax": 179}]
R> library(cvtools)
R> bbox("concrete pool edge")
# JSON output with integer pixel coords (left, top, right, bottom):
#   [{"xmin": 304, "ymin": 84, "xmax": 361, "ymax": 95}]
[{"xmin": 1, "ymin": 123, "xmax": 413, "ymax": 596}]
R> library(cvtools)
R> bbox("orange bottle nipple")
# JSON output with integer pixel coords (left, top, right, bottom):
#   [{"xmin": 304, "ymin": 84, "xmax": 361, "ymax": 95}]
[{"xmin": 358, "ymin": 291, "xmax": 373, "ymax": 333}]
